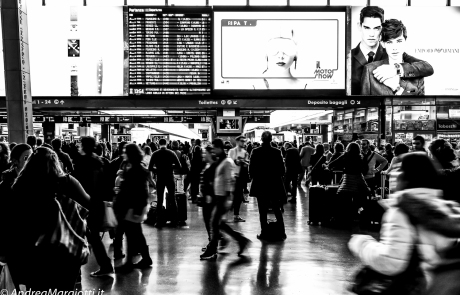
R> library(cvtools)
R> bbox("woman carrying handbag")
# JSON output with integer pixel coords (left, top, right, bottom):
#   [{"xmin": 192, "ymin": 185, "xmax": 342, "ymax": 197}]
[{"xmin": 5, "ymin": 147, "xmax": 91, "ymax": 291}]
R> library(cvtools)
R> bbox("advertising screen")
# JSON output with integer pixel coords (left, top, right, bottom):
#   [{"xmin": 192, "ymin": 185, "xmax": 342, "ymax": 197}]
[
  {"xmin": 126, "ymin": 6, "xmax": 212, "ymax": 96},
  {"xmin": 217, "ymin": 116, "xmax": 242, "ymax": 133},
  {"xmin": 351, "ymin": 6, "xmax": 460, "ymax": 96},
  {"xmin": 25, "ymin": 5, "xmax": 125, "ymax": 96},
  {"xmin": 213, "ymin": 7, "xmax": 346, "ymax": 96}
]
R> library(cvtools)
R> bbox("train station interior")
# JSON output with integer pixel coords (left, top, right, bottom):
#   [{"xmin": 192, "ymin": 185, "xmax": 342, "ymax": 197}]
[{"xmin": 1, "ymin": 0, "xmax": 460, "ymax": 294}]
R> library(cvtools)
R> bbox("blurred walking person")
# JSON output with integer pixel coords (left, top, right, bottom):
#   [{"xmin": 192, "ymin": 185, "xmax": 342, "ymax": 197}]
[
  {"xmin": 73, "ymin": 136, "xmax": 114, "ymax": 277},
  {"xmin": 200, "ymin": 139, "xmax": 251, "ymax": 260},
  {"xmin": 228, "ymin": 136, "xmax": 249, "ymax": 222},
  {"xmin": 349, "ymin": 153, "xmax": 460, "ymax": 295},
  {"xmin": 114, "ymin": 144, "xmax": 153, "ymax": 272}
]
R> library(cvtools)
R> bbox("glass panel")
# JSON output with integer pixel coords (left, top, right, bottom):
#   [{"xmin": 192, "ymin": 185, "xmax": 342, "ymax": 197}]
[
  {"xmin": 330, "ymin": 0, "xmax": 367, "ymax": 5},
  {"xmin": 87, "ymin": 0, "xmax": 124, "ymax": 5},
  {"xmin": 45, "ymin": 0, "xmax": 84, "ymax": 5},
  {"xmin": 392, "ymin": 98, "xmax": 435, "ymax": 105},
  {"xmin": 210, "ymin": 0, "xmax": 247, "ymax": 5},
  {"xmin": 251, "ymin": 0, "xmax": 286, "ymax": 5},
  {"xmin": 127, "ymin": 0, "xmax": 165, "ymax": 4},
  {"xmin": 169, "ymin": 0, "xmax": 205, "ymax": 5},
  {"xmin": 385, "ymin": 98, "xmax": 392, "ymax": 106},
  {"xmin": 354, "ymin": 109, "xmax": 366, "ymax": 123},
  {"xmin": 367, "ymin": 107, "xmax": 379, "ymax": 121},
  {"xmin": 452, "ymin": 0, "xmax": 460, "ymax": 6},
  {"xmin": 411, "ymin": 0, "xmax": 445, "ymax": 6},
  {"xmin": 436, "ymin": 97, "xmax": 460, "ymax": 105},
  {"xmin": 393, "ymin": 105, "xmax": 436, "ymax": 140},
  {"xmin": 28, "ymin": 0, "xmax": 43, "ymax": 6},
  {"xmin": 385, "ymin": 106, "xmax": 392, "ymax": 139},
  {"xmin": 371, "ymin": 0, "xmax": 407, "ymax": 6},
  {"xmin": 393, "ymin": 105, "xmax": 435, "ymax": 120},
  {"xmin": 290, "ymin": 0, "xmax": 327, "ymax": 5}
]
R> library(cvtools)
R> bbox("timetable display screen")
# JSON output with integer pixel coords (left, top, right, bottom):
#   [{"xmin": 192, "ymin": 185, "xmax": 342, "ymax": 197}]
[{"xmin": 126, "ymin": 6, "xmax": 212, "ymax": 96}]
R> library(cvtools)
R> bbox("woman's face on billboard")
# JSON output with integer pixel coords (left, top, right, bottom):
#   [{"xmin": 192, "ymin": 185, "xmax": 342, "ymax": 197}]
[{"xmin": 266, "ymin": 38, "xmax": 297, "ymax": 71}]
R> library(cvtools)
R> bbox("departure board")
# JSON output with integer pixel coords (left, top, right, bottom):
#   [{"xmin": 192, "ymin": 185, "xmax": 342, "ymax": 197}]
[{"xmin": 127, "ymin": 7, "xmax": 212, "ymax": 96}]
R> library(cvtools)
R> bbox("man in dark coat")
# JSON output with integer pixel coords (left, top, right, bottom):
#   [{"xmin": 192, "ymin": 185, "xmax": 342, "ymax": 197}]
[
  {"xmin": 249, "ymin": 131, "xmax": 287, "ymax": 241},
  {"xmin": 72, "ymin": 136, "xmax": 113, "ymax": 277},
  {"xmin": 284, "ymin": 142, "xmax": 301, "ymax": 203}
]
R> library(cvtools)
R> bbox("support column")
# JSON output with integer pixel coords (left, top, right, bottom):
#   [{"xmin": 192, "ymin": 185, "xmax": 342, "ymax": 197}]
[
  {"xmin": 101, "ymin": 124, "xmax": 110, "ymax": 142},
  {"xmin": 379, "ymin": 98, "xmax": 386, "ymax": 147},
  {"xmin": 42, "ymin": 122, "xmax": 55, "ymax": 144},
  {"xmin": 320, "ymin": 124, "xmax": 328, "ymax": 143},
  {"xmin": 1, "ymin": 0, "xmax": 33, "ymax": 143}
]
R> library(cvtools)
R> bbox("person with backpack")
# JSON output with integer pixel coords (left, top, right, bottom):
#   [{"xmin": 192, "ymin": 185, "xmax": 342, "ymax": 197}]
[
  {"xmin": 171, "ymin": 141, "xmax": 190, "ymax": 197},
  {"xmin": 3, "ymin": 147, "xmax": 91, "ymax": 291},
  {"xmin": 149, "ymin": 138, "xmax": 181, "ymax": 227},
  {"xmin": 349, "ymin": 152, "xmax": 460, "ymax": 295},
  {"xmin": 72, "ymin": 136, "xmax": 114, "ymax": 277}
]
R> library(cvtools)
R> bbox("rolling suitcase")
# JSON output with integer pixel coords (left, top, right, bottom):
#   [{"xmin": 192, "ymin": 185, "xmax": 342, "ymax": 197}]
[
  {"xmin": 365, "ymin": 173, "xmax": 387, "ymax": 228},
  {"xmin": 324, "ymin": 185, "xmax": 339, "ymax": 224},
  {"xmin": 308, "ymin": 185, "xmax": 326, "ymax": 225},
  {"xmin": 176, "ymin": 193, "xmax": 188, "ymax": 222}
]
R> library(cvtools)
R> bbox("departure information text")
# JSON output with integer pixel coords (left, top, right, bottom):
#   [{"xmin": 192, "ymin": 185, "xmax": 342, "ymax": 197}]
[{"xmin": 127, "ymin": 7, "xmax": 211, "ymax": 96}]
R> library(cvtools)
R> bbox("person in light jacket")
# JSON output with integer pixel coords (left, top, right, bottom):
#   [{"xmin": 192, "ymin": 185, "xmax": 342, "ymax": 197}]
[{"xmin": 349, "ymin": 152, "xmax": 460, "ymax": 295}]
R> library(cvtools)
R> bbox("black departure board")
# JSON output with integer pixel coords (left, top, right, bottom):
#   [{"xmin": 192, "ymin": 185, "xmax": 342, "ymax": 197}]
[{"xmin": 127, "ymin": 6, "xmax": 212, "ymax": 96}]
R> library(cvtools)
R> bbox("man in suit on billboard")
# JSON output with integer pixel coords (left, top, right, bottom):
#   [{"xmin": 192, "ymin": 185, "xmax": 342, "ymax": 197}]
[
  {"xmin": 351, "ymin": 6, "xmax": 433, "ymax": 95},
  {"xmin": 361, "ymin": 19, "xmax": 429, "ymax": 96}
]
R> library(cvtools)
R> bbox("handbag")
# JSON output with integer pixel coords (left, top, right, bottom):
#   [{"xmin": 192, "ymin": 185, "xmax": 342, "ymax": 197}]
[
  {"xmin": 100, "ymin": 201, "xmax": 118, "ymax": 231},
  {"xmin": 35, "ymin": 176, "xmax": 90, "ymax": 265},
  {"xmin": 0, "ymin": 264, "xmax": 15, "ymax": 294},
  {"xmin": 350, "ymin": 242, "xmax": 426, "ymax": 295}
]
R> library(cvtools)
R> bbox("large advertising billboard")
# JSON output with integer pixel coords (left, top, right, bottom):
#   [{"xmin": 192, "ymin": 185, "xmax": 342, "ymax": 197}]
[
  {"xmin": 351, "ymin": 6, "xmax": 460, "ymax": 96},
  {"xmin": 213, "ymin": 7, "xmax": 346, "ymax": 96},
  {"xmin": 25, "ymin": 5, "xmax": 125, "ymax": 96}
]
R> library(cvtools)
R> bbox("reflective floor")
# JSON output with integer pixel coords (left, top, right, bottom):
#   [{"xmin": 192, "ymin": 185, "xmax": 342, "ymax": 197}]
[{"xmin": 81, "ymin": 182, "xmax": 378, "ymax": 295}]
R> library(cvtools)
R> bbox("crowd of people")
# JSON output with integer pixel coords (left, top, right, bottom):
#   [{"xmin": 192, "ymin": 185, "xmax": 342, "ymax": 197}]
[{"xmin": 1, "ymin": 132, "xmax": 460, "ymax": 294}]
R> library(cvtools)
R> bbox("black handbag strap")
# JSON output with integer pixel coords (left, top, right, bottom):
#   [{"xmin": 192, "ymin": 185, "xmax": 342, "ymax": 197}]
[
  {"xmin": 366, "ymin": 152, "xmax": 375, "ymax": 166},
  {"xmin": 311, "ymin": 155, "xmax": 324, "ymax": 172}
]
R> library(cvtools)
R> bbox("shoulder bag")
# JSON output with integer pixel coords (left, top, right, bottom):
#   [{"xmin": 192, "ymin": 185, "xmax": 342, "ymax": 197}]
[{"xmin": 35, "ymin": 175, "xmax": 90, "ymax": 265}]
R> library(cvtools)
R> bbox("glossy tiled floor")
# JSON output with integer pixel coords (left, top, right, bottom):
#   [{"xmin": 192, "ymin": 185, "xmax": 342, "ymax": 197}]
[{"xmin": 81, "ymin": 182, "xmax": 378, "ymax": 295}]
